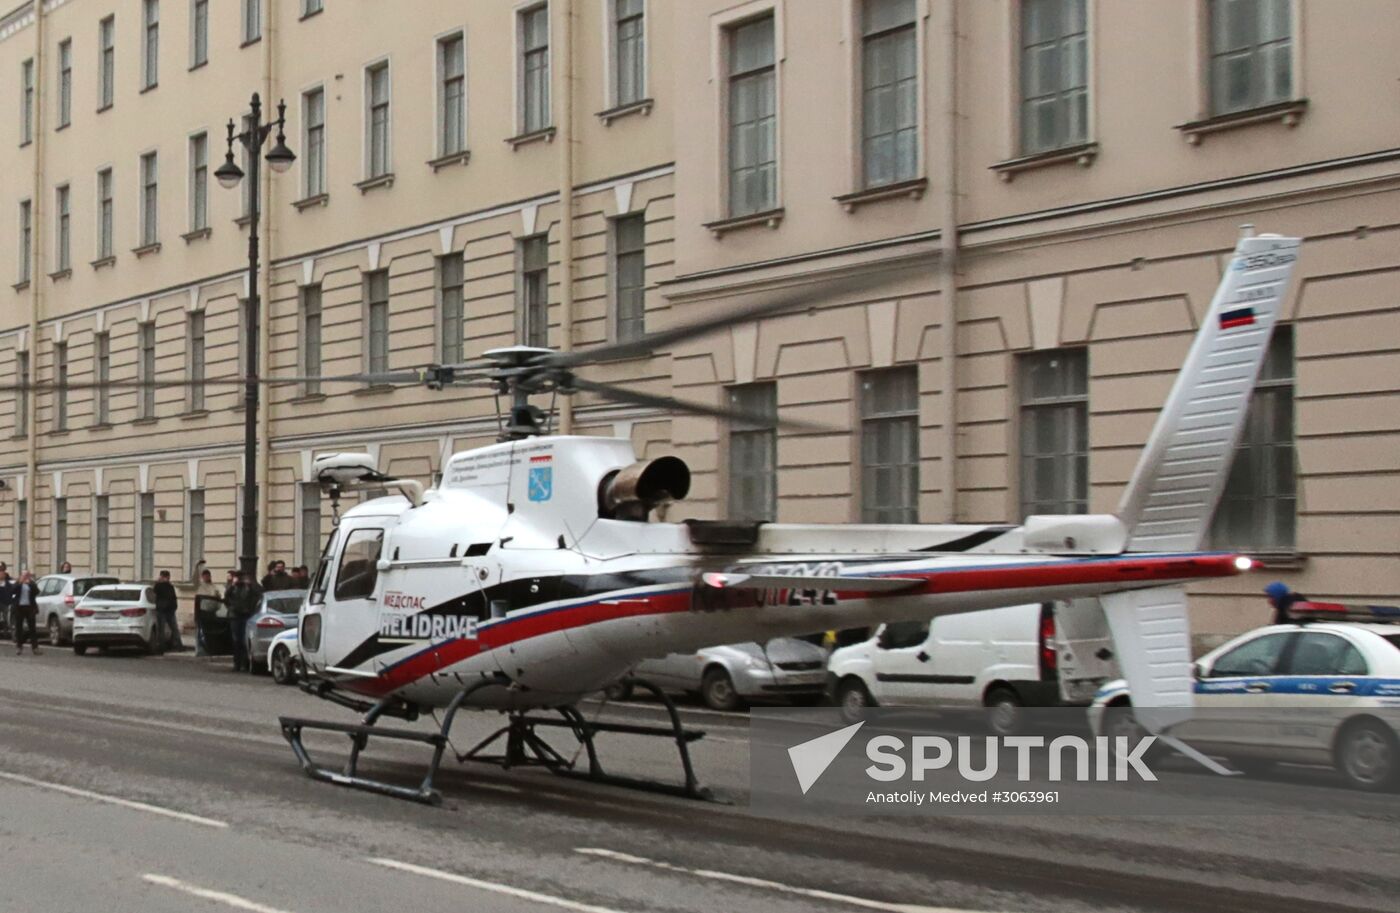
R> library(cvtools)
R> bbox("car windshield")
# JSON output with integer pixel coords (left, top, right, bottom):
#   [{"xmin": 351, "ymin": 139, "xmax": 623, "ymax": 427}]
[
  {"xmin": 266, "ymin": 596, "xmax": 304, "ymax": 615},
  {"xmin": 85, "ymin": 587, "xmax": 145, "ymax": 603},
  {"xmin": 74, "ymin": 577, "xmax": 119, "ymax": 597}
]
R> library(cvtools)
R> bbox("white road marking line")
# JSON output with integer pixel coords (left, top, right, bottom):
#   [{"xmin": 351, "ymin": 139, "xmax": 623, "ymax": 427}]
[
  {"xmin": 574, "ymin": 848, "xmax": 999, "ymax": 913},
  {"xmin": 143, "ymin": 874, "xmax": 296, "ymax": 913},
  {"xmin": 0, "ymin": 770, "xmax": 228, "ymax": 829},
  {"xmin": 468, "ymin": 782, "xmax": 525, "ymax": 794},
  {"xmin": 369, "ymin": 857, "xmax": 632, "ymax": 913}
]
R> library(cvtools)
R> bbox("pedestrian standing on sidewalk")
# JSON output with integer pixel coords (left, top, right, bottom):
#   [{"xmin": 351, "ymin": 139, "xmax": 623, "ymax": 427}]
[
  {"xmin": 13, "ymin": 571, "xmax": 40, "ymax": 655},
  {"xmin": 226, "ymin": 571, "xmax": 263, "ymax": 672},
  {"xmin": 193, "ymin": 568, "xmax": 222, "ymax": 657},
  {"xmin": 0, "ymin": 565, "xmax": 16, "ymax": 639},
  {"xmin": 153, "ymin": 570, "xmax": 183, "ymax": 653}
]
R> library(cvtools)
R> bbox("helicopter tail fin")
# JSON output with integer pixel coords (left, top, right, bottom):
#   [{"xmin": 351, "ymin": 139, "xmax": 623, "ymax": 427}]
[{"xmin": 1115, "ymin": 233, "xmax": 1301, "ymax": 553}]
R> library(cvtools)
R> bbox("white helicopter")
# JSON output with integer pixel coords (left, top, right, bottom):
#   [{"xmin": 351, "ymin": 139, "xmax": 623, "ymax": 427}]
[{"xmin": 265, "ymin": 232, "xmax": 1301, "ymax": 803}]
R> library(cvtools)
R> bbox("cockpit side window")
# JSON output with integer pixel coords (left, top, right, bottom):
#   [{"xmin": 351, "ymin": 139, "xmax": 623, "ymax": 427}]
[{"xmin": 333, "ymin": 528, "xmax": 384, "ymax": 601}]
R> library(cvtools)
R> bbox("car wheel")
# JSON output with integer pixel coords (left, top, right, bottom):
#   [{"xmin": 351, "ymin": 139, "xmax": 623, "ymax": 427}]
[
  {"xmin": 984, "ymin": 686, "xmax": 1024, "ymax": 737},
  {"xmin": 701, "ymin": 667, "xmax": 741, "ymax": 712},
  {"xmin": 603, "ymin": 679, "xmax": 633, "ymax": 702},
  {"xmin": 1335, "ymin": 718, "xmax": 1400, "ymax": 792},
  {"xmin": 72, "ymin": 644, "xmax": 87, "ymax": 656},
  {"xmin": 46, "ymin": 616, "xmax": 62, "ymax": 646},
  {"xmin": 270, "ymin": 646, "xmax": 293, "ymax": 685},
  {"xmin": 837, "ymin": 677, "xmax": 875, "ymax": 723}
]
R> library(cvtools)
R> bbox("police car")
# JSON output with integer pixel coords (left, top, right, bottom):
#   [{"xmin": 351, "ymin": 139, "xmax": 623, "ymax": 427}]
[{"xmin": 1088, "ymin": 602, "xmax": 1400, "ymax": 791}]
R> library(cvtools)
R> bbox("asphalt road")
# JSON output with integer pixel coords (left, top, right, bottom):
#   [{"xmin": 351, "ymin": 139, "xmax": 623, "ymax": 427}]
[{"xmin": 0, "ymin": 649, "xmax": 1396, "ymax": 913}]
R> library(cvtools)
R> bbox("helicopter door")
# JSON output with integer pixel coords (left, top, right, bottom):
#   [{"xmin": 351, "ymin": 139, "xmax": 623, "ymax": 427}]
[
  {"xmin": 299, "ymin": 526, "xmax": 339, "ymax": 673},
  {"xmin": 305, "ymin": 526, "xmax": 386, "ymax": 676}
]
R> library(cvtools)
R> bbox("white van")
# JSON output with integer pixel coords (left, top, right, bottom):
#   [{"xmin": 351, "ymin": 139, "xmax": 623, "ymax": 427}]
[{"xmin": 827, "ymin": 599, "xmax": 1117, "ymax": 733}]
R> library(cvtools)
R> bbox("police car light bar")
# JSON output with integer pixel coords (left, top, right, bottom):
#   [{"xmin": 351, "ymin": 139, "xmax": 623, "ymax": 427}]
[{"xmin": 1289, "ymin": 601, "xmax": 1400, "ymax": 625}]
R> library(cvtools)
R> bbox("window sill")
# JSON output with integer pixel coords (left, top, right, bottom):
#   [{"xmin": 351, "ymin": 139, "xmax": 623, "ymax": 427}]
[
  {"xmin": 19, "ymin": 139, "xmax": 32, "ymax": 149},
  {"xmin": 355, "ymin": 173, "xmax": 395, "ymax": 193},
  {"xmin": 50, "ymin": 429, "xmax": 70, "ymax": 438},
  {"xmin": 55, "ymin": 121, "xmax": 70, "ymax": 133},
  {"xmin": 9, "ymin": 433, "xmax": 26, "ymax": 440},
  {"xmin": 293, "ymin": 193, "xmax": 329, "ymax": 211},
  {"xmin": 991, "ymin": 142, "xmax": 1099, "ymax": 182},
  {"xmin": 90, "ymin": 422, "xmax": 113, "ymax": 432},
  {"xmin": 182, "ymin": 227, "xmax": 212, "ymax": 243},
  {"xmin": 12, "ymin": 280, "xmax": 31, "ymax": 292},
  {"xmin": 834, "ymin": 177, "xmax": 928, "ymax": 212},
  {"xmin": 234, "ymin": 214, "xmax": 253, "ymax": 229},
  {"xmin": 352, "ymin": 384, "xmax": 396, "ymax": 397},
  {"xmin": 48, "ymin": 268, "xmax": 72, "ymax": 282},
  {"xmin": 505, "ymin": 127, "xmax": 556, "ymax": 149},
  {"xmin": 132, "ymin": 416, "xmax": 158, "ymax": 426},
  {"xmin": 132, "ymin": 242, "xmax": 161, "ymax": 258},
  {"xmin": 703, "ymin": 207, "xmax": 785, "ymax": 238},
  {"xmin": 1245, "ymin": 551, "xmax": 1308, "ymax": 572},
  {"xmin": 289, "ymin": 392, "xmax": 327, "ymax": 404},
  {"xmin": 299, "ymin": 7, "xmax": 323, "ymax": 21},
  {"xmin": 179, "ymin": 409, "xmax": 210, "ymax": 422},
  {"xmin": 240, "ymin": 37, "xmax": 262, "ymax": 50},
  {"xmin": 428, "ymin": 150, "xmax": 471, "ymax": 172},
  {"xmin": 140, "ymin": 82, "xmax": 158, "ymax": 94},
  {"xmin": 96, "ymin": 103, "xmax": 112, "ymax": 115},
  {"xmin": 91, "ymin": 255, "xmax": 116, "ymax": 270},
  {"xmin": 189, "ymin": 60, "xmax": 208, "ymax": 72},
  {"xmin": 1176, "ymin": 100, "xmax": 1307, "ymax": 145},
  {"xmin": 597, "ymin": 98, "xmax": 653, "ymax": 125}
]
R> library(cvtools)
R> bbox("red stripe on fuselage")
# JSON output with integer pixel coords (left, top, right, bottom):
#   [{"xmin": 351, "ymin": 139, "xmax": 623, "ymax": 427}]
[{"xmin": 343, "ymin": 553, "xmax": 1241, "ymax": 697}]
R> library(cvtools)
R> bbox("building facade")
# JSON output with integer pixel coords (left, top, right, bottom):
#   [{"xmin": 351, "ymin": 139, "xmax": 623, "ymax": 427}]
[{"xmin": 1, "ymin": 0, "xmax": 1398, "ymax": 640}]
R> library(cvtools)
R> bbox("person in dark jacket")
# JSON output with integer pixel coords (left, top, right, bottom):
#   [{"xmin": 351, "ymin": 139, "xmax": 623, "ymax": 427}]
[
  {"xmin": 13, "ymin": 571, "xmax": 40, "ymax": 655},
  {"xmin": 1265, "ymin": 581, "xmax": 1307, "ymax": 624},
  {"xmin": 225, "ymin": 572, "xmax": 264, "ymax": 672},
  {"xmin": 261, "ymin": 560, "xmax": 294, "ymax": 591},
  {"xmin": 0, "ymin": 565, "xmax": 17, "ymax": 639},
  {"xmin": 152, "ymin": 570, "xmax": 183, "ymax": 653}
]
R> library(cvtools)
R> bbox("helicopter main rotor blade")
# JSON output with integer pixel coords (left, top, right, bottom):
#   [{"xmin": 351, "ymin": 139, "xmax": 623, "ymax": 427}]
[
  {"xmin": 563, "ymin": 375, "xmax": 834, "ymax": 432},
  {"xmin": 0, "ymin": 369, "xmax": 449, "ymax": 393},
  {"xmin": 540, "ymin": 270, "xmax": 905, "ymax": 371}
]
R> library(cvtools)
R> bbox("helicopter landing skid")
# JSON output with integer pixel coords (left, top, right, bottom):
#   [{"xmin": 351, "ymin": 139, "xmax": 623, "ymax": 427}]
[
  {"xmin": 453, "ymin": 678, "xmax": 714, "ymax": 802},
  {"xmin": 278, "ymin": 677, "xmax": 714, "ymax": 805}
]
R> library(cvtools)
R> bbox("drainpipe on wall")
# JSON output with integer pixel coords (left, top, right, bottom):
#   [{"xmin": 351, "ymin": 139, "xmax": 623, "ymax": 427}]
[
  {"xmin": 556, "ymin": 0, "xmax": 575, "ymax": 435},
  {"xmin": 25, "ymin": 0, "xmax": 48, "ymax": 570},
  {"xmin": 256, "ymin": 1, "xmax": 277, "ymax": 566},
  {"xmin": 937, "ymin": 0, "xmax": 959, "ymax": 522}
]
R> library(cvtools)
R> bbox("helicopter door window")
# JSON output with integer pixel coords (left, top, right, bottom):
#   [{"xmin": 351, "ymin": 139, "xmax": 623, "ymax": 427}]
[
  {"xmin": 308, "ymin": 529, "xmax": 338, "ymax": 603},
  {"xmin": 333, "ymin": 529, "xmax": 385, "ymax": 601}
]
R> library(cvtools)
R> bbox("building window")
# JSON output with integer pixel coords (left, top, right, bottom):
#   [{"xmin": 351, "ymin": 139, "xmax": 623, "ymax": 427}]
[
  {"xmin": 303, "ymin": 0, "xmax": 323, "ymax": 16},
  {"xmin": 860, "ymin": 368, "xmax": 919, "ymax": 523},
  {"xmin": 1018, "ymin": 348, "xmax": 1088, "ymax": 517},
  {"xmin": 53, "ymin": 498, "xmax": 67, "ymax": 567},
  {"xmin": 1209, "ymin": 0, "xmax": 1292, "ymax": 116},
  {"xmin": 187, "ymin": 488, "xmax": 205, "ymax": 576},
  {"xmin": 303, "ymin": 87, "xmax": 325, "ymax": 197},
  {"xmin": 1020, "ymin": 0, "xmax": 1088, "ymax": 155},
  {"xmin": 99, "ymin": 16, "xmax": 115, "ymax": 109},
  {"xmin": 189, "ymin": 132, "xmax": 208, "ymax": 231},
  {"xmin": 139, "ymin": 492, "xmax": 155, "ymax": 581},
  {"xmin": 53, "ymin": 341, "xmax": 68, "ymax": 431},
  {"xmin": 519, "ymin": 235, "xmax": 549, "ymax": 348},
  {"xmin": 16, "ymin": 499, "xmax": 27, "ymax": 572},
  {"xmin": 55, "ymin": 185, "xmax": 71, "ymax": 272},
  {"xmin": 726, "ymin": 16, "xmax": 777, "ymax": 217},
  {"xmin": 138, "ymin": 322, "xmax": 156, "ymax": 419},
  {"xmin": 188, "ymin": 310, "xmax": 205, "ymax": 412},
  {"xmin": 240, "ymin": 114, "xmax": 254, "ymax": 217},
  {"xmin": 300, "ymin": 284, "xmax": 322, "ymax": 396},
  {"xmin": 237, "ymin": 298, "xmax": 251, "ymax": 392},
  {"xmin": 94, "ymin": 332, "xmax": 110, "ymax": 425},
  {"xmin": 15, "ymin": 351, "xmax": 28, "ymax": 437},
  {"xmin": 365, "ymin": 270, "xmax": 390, "ymax": 376},
  {"xmin": 438, "ymin": 255, "xmax": 464, "ymax": 365},
  {"xmin": 519, "ymin": 4, "xmax": 550, "ymax": 133},
  {"xmin": 1211, "ymin": 327, "xmax": 1295, "ymax": 550},
  {"xmin": 140, "ymin": 152, "xmax": 159, "ymax": 246},
  {"xmin": 18, "ymin": 200, "xmax": 32, "ymax": 283},
  {"xmin": 57, "ymin": 38, "xmax": 72, "ymax": 128},
  {"xmin": 861, "ymin": 0, "xmax": 918, "ymax": 188},
  {"xmin": 97, "ymin": 168, "xmax": 114, "ymax": 259},
  {"xmin": 191, "ymin": 0, "xmax": 209, "ymax": 67},
  {"xmin": 142, "ymin": 0, "xmax": 159, "ymax": 90},
  {"xmin": 727, "ymin": 382, "xmax": 777, "ymax": 522},
  {"xmin": 439, "ymin": 33, "xmax": 466, "ymax": 156},
  {"xmin": 614, "ymin": 0, "xmax": 645, "ymax": 107},
  {"xmin": 299, "ymin": 482, "xmax": 321, "ymax": 568},
  {"xmin": 94, "ymin": 494, "xmax": 110, "ymax": 573},
  {"xmin": 365, "ymin": 62, "xmax": 391, "ymax": 178},
  {"xmin": 613, "ymin": 214, "xmax": 645, "ymax": 342},
  {"xmin": 242, "ymin": 0, "xmax": 261, "ymax": 45},
  {"xmin": 21, "ymin": 58, "xmax": 34, "ymax": 145}
]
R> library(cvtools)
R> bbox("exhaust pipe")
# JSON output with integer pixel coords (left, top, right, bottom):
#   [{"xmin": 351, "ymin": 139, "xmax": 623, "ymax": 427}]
[{"xmin": 599, "ymin": 457, "xmax": 691, "ymax": 520}]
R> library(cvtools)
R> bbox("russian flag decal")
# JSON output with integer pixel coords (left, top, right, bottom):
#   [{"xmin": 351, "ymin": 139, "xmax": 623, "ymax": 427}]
[{"xmin": 1219, "ymin": 306, "xmax": 1256, "ymax": 330}]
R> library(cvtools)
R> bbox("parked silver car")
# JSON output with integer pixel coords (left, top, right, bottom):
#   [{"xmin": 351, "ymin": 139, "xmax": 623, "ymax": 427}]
[
  {"xmin": 35, "ymin": 574, "xmax": 120, "ymax": 646},
  {"xmin": 613, "ymin": 637, "xmax": 829, "ymax": 711},
  {"xmin": 245, "ymin": 590, "xmax": 306, "ymax": 673}
]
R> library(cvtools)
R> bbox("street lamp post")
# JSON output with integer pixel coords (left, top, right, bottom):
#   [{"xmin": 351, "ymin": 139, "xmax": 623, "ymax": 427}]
[{"xmin": 215, "ymin": 92, "xmax": 295, "ymax": 580}]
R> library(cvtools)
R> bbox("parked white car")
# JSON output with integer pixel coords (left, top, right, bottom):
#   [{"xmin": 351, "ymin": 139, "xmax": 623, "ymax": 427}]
[
  {"xmin": 35, "ymin": 573, "xmax": 119, "ymax": 646},
  {"xmin": 827, "ymin": 600, "xmax": 1115, "ymax": 732},
  {"xmin": 1089, "ymin": 603, "xmax": 1400, "ymax": 791},
  {"xmin": 267, "ymin": 627, "xmax": 303, "ymax": 685},
  {"xmin": 72, "ymin": 584, "xmax": 159, "ymax": 655}
]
